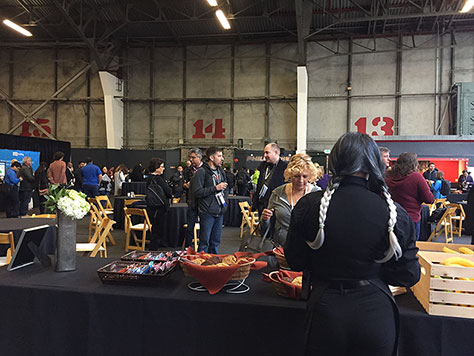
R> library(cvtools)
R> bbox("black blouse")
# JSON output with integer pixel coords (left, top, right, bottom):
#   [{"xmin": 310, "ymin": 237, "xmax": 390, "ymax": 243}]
[{"xmin": 284, "ymin": 176, "xmax": 420, "ymax": 287}]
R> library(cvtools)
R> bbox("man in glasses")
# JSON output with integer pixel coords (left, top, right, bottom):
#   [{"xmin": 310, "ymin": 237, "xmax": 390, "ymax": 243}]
[{"xmin": 184, "ymin": 148, "xmax": 203, "ymax": 248}]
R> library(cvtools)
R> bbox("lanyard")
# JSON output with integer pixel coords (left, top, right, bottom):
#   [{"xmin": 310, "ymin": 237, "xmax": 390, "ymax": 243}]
[{"xmin": 265, "ymin": 165, "xmax": 274, "ymax": 180}]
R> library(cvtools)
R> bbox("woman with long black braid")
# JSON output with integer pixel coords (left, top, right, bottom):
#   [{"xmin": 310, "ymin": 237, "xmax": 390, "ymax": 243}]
[{"xmin": 285, "ymin": 132, "xmax": 420, "ymax": 356}]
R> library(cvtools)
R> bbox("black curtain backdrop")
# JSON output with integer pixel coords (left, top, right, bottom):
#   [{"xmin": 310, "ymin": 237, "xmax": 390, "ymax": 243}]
[
  {"xmin": 0, "ymin": 133, "xmax": 71, "ymax": 165},
  {"xmin": 70, "ymin": 148, "xmax": 181, "ymax": 180}
]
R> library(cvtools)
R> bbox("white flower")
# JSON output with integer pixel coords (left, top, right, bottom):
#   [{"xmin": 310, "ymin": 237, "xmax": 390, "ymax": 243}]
[{"xmin": 57, "ymin": 190, "xmax": 90, "ymax": 220}]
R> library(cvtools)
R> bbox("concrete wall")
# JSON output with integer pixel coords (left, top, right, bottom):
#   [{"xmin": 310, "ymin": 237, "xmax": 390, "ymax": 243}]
[
  {"xmin": 307, "ymin": 32, "xmax": 474, "ymax": 151},
  {"xmin": 1, "ymin": 31, "xmax": 474, "ymax": 154}
]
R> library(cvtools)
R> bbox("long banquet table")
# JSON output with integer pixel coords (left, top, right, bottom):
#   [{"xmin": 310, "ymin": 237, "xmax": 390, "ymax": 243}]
[{"xmin": 0, "ymin": 257, "xmax": 473, "ymax": 356}]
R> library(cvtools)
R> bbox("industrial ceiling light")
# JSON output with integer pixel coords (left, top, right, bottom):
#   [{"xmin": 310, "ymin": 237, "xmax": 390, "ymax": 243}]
[
  {"xmin": 460, "ymin": 0, "xmax": 474, "ymax": 12},
  {"xmin": 216, "ymin": 9, "xmax": 231, "ymax": 30},
  {"xmin": 207, "ymin": 0, "xmax": 218, "ymax": 6},
  {"xmin": 2, "ymin": 19, "xmax": 32, "ymax": 36}
]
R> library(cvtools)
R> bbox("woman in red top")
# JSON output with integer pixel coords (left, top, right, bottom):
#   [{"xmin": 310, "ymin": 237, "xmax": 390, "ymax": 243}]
[{"xmin": 385, "ymin": 152, "xmax": 434, "ymax": 240}]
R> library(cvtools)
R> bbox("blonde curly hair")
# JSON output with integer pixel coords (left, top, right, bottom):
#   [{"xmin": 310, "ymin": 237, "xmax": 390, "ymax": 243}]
[
  {"xmin": 313, "ymin": 162, "xmax": 324, "ymax": 180},
  {"xmin": 284, "ymin": 153, "xmax": 317, "ymax": 182}
]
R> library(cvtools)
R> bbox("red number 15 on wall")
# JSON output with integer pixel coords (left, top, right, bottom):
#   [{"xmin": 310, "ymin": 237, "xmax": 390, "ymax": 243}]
[{"xmin": 354, "ymin": 117, "xmax": 394, "ymax": 136}]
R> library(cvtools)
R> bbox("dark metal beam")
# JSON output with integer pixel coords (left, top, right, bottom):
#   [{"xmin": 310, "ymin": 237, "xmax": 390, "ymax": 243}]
[
  {"xmin": 52, "ymin": 0, "xmax": 104, "ymax": 69},
  {"xmin": 295, "ymin": 0, "xmax": 313, "ymax": 65}
]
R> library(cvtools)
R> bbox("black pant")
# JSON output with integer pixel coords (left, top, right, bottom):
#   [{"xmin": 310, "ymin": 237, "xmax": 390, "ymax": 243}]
[
  {"xmin": 6, "ymin": 186, "xmax": 20, "ymax": 218},
  {"xmin": 19, "ymin": 189, "xmax": 33, "ymax": 216},
  {"xmin": 149, "ymin": 207, "xmax": 168, "ymax": 249},
  {"xmin": 305, "ymin": 283, "xmax": 396, "ymax": 356}
]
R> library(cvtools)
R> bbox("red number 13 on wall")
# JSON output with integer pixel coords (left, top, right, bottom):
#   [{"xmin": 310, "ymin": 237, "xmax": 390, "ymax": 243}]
[{"xmin": 354, "ymin": 116, "xmax": 394, "ymax": 136}]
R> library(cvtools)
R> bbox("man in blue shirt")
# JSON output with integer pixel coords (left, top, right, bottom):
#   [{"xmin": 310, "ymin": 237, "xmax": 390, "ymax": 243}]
[
  {"xmin": 81, "ymin": 157, "xmax": 102, "ymax": 198},
  {"xmin": 5, "ymin": 161, "xmax": 22, "ymax": 218}
]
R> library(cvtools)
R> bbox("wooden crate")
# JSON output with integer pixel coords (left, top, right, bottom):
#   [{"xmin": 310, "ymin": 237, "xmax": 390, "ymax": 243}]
[{"xmin": 412, "ymin": 241, "xmax": 474, "ymax": 319}]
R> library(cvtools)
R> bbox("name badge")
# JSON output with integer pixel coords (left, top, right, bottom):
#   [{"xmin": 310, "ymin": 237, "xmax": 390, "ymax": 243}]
[{"xmin": 259, "ymin": 184, "xmax": 268, "ymax": 199}]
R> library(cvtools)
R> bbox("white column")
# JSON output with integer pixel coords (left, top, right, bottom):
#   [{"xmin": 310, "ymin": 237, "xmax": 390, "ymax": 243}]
[
  {"xmin": 99, "ymin": 71, "xmax": 124, "ymax": 149},
  {"xmin": 296, "ymin": 66, "xmax": 308, "ymax": 154}
]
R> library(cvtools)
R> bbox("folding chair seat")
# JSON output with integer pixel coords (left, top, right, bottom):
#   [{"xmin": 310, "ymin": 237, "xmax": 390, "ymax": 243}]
[
  {"xmin": 0, "ymin": 232, "xmax": 15, "ymax": 267},
  {"xmin": 76, "ymin": 218, "xmax": 115, "ymax": 257},
  {"xmin": 124, "ymin": 207, "xmax": 152, "ymax": 251}
]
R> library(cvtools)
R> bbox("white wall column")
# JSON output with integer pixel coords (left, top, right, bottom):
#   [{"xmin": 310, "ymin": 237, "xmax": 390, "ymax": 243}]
[
  {"xmin": 297, "ymin": 66, "xmax": 308, "ymax": 153},
  {"xmin": 99, "ymin": 71, "xmax": 124, "ymax": 149}
]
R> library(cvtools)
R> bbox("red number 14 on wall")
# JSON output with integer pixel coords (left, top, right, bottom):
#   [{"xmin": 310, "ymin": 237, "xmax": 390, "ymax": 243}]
[{"xmin": 193, "ymin": 118, "xmax": 226, "ymax": 139}]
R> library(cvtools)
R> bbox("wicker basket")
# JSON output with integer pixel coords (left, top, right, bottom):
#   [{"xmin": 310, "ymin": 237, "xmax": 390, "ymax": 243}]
[
  {"xmin": 179, "ymin": 256, "xmax": 255, "ymax": 281},
  {"xmin": 273, "ymin": 248, "xmax": 290, "ymax": 270},
  {"xmin": 268, "ymin": 270, "xmax": 302, "ymax": 299},
  {"xmin": 97, "ymin": 261, "xmax": 176, "ymax": 286},
  {"xmin": 268, "ymin": 271, "xmax": 291, "ymax": 298}
]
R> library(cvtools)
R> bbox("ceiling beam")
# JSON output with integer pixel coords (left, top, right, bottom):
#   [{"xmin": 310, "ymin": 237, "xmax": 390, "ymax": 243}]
[{"xmin": 295, "ymin": 0, "xmax": 314, "ymax": 65}]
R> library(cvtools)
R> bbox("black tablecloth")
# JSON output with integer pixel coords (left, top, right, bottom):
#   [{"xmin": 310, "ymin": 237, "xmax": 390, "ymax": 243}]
[
  {"xmin": 0, "ymin": 258, "xmax": 473, "ymax": 356},
  {"xmin": 447, "ymin": 192, "xmax": 468, "ymax": 203},
  {"xmin": 0, "ymin": 218, "xmax": 56, "ymax": 255},
  {"xmin": 160, "ymin": 203, "xmax": 188, "ymax": 247},
  {"xmin": 223, "ymin": 195, "xmax": 251, "ymax": 227},
  {"xmin": 121, "ymin": 182, "xmax": 147, "ymax": 196}
]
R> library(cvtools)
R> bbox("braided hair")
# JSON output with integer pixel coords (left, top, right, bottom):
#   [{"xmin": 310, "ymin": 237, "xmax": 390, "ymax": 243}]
[{"xmin": 306, "ymin": 132, "xmax": 402, "ymax": 262}]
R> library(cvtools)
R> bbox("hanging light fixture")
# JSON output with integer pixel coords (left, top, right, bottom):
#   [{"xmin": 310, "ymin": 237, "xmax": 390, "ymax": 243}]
[
  {"xmin": 207, "ymin": 0, "xmax": 218, "ymax": 6},
  {"xmin": 460, "ymin": 0, "xmax": 474, "ymax": 12},
  {"xmin": 2, "ymin": 19, "xmax": 33, "ymax": 37},
  {"xmin": 216, "ymin": 9, "xmax": 231, "ymax": 30}
]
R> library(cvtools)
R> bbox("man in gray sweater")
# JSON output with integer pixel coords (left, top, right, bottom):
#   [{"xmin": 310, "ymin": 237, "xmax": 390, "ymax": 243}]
[{"xmin": 19, "ymin": 156, "xmax": 36, "ymax": 216}]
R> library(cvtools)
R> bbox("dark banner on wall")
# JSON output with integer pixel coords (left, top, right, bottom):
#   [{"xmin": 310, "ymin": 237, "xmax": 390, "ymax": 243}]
[
  {"xmin": 70, "ymin": 148, "xmax": 181, "ymax": 180},
  {"xmin": 0, "ymin": 134, "xmax": 71, "ymax": 165}
]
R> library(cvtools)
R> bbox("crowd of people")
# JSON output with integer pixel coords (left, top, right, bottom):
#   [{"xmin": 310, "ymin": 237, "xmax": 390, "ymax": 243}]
[{"xmin": 4, "ymin": 133, "xmax": 473, "ymax": 355}]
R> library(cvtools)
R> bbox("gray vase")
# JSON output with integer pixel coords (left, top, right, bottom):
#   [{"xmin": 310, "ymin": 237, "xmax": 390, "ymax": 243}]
[{"xmin": 56, "ymin": 212, "xmax": 77, "ymax": 272}]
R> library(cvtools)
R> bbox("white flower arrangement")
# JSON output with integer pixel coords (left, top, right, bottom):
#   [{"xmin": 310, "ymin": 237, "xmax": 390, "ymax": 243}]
[{"xmin": 45, "ymin": 185, "xmax": 90, "ymax": 220}]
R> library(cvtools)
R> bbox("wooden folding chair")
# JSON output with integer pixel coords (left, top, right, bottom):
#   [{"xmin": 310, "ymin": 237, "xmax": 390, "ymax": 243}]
[
  {"xmin": 77, "ymin": 218, "xmax": 115, "ymax": 257},
  {"xmin": 89, "ymin": 198, "xmax": 116, "ymax": 245},
  {"xmin": 427, "ymin": 206, "xmax": 458, "ymax": 243},
  {"xmin": 446, "ymin": 203, "xmax": 466, "ymax": 237},
  {"xmin": 0, "ymin": 232, "xmax": 15, "ymax": 267},
  {"xmin": 239, "ymin": 201, "xmax": 253, "ymax": 238},
  {"xmin": 124, "ymin": 207, "xmax": 152, "ymax": 251},
  {"xmin": 424, "ymin": 198, "xmax": 447, "ymax": 215},
  {"xmin": 96, "ymin": 195, "xmax": 113, "ymax": 214},
  {"xmin": 124, "ymin": 199, "xmax": 141, "ymax": 207}
]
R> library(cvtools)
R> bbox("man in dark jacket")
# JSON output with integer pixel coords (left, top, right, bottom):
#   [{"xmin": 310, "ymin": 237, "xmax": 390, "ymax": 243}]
[
  {"xmin": 170, "ymin": 165, "xmax": 185, "ymax": 200},
  {"xmin": 224, "ymin": 166, "xmax": 235, "ymax": 195},
  {"xmin": 252, "ymin": 142, "xmax": 288, "ymax": 215},
  {"xmin": 236, "ymin": 167, "xmax": 251, "ymax": 196},
  {"xmin": 184, "ymin": 148, "xmax": 204, "ymax": 247},
  {"xmin": 192, "ymin": 146, "xmax": 228, "ymax": 253},
  {"xmin": 5, "ymin": 161, "xmax": 22, "ymax": 218},
  {"xmin": 19, "ymin": 156, "xmax": 35, "ymax": 216}
]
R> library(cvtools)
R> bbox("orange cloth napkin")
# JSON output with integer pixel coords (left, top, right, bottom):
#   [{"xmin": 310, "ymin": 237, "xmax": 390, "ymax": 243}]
[{"xmin": 182, "ymin": 249, "xmax": 265, "ymax": 294}]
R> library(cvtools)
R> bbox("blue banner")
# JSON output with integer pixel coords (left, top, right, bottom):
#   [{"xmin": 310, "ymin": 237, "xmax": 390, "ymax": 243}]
[{"xmin": 0, "ymin": 149, "xmax": 41, "ymax": 171}]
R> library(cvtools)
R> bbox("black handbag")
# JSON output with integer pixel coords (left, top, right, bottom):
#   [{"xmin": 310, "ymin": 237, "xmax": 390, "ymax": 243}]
[{"xmin": 240, "ymin": 215, "xmax": 277, "ymax": 253}]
